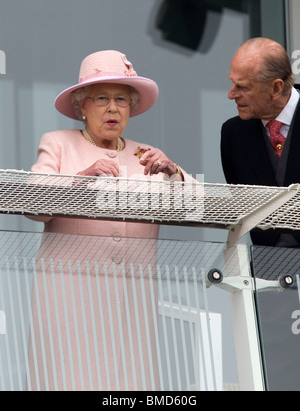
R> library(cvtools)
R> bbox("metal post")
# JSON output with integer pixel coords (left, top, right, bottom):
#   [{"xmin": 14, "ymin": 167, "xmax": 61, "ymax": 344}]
[{"xmin": 223, "ymin": 244, "xmax": 265, "ymax": 391}]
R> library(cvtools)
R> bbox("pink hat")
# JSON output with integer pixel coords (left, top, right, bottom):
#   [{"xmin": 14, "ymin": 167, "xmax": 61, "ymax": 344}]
[{"xmin": 55, "ymin": 50, "xmax": 159, "ymax": 120}]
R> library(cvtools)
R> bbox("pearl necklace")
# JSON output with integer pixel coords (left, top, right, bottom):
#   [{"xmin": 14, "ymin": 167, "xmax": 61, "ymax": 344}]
[{"xmin": 82, "ymin": 128, "xmax": 123, "ymax": 151}]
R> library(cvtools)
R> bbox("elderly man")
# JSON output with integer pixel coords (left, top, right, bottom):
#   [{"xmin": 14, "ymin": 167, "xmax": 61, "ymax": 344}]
[{"xmin": 221, "ymin": 37, "xmax": 300, "ymax": 247}]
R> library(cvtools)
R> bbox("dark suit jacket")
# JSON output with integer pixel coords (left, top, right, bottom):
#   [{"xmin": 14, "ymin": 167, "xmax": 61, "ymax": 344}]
[{"xmin": 221, "ymin": 102, "xmax": 300, "ymax": 246}]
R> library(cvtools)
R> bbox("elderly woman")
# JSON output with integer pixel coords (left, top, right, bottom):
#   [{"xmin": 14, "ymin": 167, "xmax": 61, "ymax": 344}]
[
  {"xmin": 31, "ymin": 49, "xmax": 186, "ymax": 237},
  {"xmin": 28, "ymin": 50, "xmax": 190, "ymax": 392}
]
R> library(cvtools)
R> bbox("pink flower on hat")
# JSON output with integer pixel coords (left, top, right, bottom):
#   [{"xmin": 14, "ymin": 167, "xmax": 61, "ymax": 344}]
[{"xmin": 122, "ymin": 54, "xmax": 137, "ymax": 77}]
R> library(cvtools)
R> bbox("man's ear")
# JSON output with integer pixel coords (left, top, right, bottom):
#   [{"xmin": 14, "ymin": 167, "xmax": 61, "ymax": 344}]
[{"xmin": 272, "ymin": 78, "xmax": 285, "ymax": 98}]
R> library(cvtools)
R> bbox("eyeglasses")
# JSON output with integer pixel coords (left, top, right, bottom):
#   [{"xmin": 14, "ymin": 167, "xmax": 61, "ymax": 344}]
[{"xmin": 86, "ymin": 94, "xmax": 131, "ymax": 107}]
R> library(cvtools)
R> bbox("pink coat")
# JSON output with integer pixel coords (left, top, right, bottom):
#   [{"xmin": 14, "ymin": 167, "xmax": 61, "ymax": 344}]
[
  {"xmin": 30, "ymin": 129, "xmax": 172, "ymax": 237},
  {"xmin": 28, "ymin": 129, "xmax": 189, "ymax": 390}
]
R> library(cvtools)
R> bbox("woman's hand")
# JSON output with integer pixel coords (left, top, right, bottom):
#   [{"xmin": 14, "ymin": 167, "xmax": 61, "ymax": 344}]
[
  {"xmin": 77, "ymin": 159, "xmax": 119, "ymax": 177},
  {"xmin": 139, "ymin": 148, "xmax": 180, "ymax": 178}
]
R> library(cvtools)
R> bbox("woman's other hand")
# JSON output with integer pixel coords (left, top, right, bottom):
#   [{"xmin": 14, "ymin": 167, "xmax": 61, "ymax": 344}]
[{"xmin": 77, "ymin": 159, "xmax": 119, "ymax": 177}]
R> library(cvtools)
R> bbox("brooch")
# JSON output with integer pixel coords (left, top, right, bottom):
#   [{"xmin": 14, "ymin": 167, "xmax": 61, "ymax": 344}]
[{"xmin": 134, "ymin": 146, "xmax": 151, "ymax": 158}]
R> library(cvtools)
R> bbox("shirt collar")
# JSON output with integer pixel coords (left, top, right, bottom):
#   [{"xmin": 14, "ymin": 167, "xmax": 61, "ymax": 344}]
[{"xmin": 262, "ymin": 86, "xmax": 300, "ymax": 127}]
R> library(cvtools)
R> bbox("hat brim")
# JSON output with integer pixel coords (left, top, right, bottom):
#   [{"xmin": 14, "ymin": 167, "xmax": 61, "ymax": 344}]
[{"xmin": 54, "ymin": 75, "xmax": 159, "ymax": 120}]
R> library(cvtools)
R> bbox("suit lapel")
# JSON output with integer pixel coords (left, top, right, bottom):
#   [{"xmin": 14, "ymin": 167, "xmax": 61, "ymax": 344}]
[
  {"xmin": 241, "ymin": 120, "xmax": 278, "ymax": 186},
  {"xmin": 285, "ymin": 101, "xmax": 300, "ymax": 184}
]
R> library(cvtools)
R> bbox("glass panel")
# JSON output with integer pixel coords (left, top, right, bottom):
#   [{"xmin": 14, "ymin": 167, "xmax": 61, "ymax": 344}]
[
  {"xmin": 249, "ymin": 0, "xmax": 286, "ymax": 46},
  {"xmin": 0, "ymin": 230, "xmax": 242, "ymax": 391},
  {"xmin": 251, "ymin": 245, "xmax": 300, "ymax": 391}
]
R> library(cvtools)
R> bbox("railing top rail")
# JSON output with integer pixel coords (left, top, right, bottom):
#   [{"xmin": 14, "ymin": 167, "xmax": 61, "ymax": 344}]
[{"xmin": 0, "ymin": 169, "xmax": 299, "ymax": 232}]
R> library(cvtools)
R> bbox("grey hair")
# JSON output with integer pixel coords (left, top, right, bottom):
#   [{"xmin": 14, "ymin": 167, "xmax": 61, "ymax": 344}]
[
  {"xmin": 238, "ymin": 38, "xmax": 294, "ymax": 95},
  {"xmin": 71, "ymin": 84, "xmax": 140, "ymax": 121}
]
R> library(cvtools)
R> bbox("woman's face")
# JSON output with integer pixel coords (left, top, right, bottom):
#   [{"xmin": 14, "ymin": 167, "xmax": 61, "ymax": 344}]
[{"xmin": 81, "ymin": 83, "xmax": 131, "ymax": 143}]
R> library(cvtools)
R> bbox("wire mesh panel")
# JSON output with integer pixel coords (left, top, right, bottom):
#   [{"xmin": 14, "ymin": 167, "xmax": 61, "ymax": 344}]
[
  {"xmin": 0, "ymin": 169, "xmax": 204, "ymax": 224},
  {"xmin": 257, "ymin": 190, "xmax": 300, "ymax": 231},
  {"xmin": 0, "ymin": 169, "xmax": 299, "ymax": 233},
  {"xmin": 0, "ymin": 231, "xmax": 227, "ymax": 391}
]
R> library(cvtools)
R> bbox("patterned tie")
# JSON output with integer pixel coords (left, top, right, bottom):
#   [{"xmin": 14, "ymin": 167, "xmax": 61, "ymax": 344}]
[{"xmin": 266, "ymin": 120, "xmax": 285, "ymax": 158}]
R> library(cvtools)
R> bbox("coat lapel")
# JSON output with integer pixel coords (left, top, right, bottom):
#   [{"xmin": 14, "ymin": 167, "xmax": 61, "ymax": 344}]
[
  {"xmin": 241, "ymin": 119, "xmax": 278, "ymax": 186},
  {"xmin": 285, "ymin": 102, "xmax": 300, "ymax": 185}
]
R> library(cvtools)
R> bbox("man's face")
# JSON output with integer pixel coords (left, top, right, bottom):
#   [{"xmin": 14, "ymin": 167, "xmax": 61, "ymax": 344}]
[{"xmin": 227, "ymin": 52, "xmax": 275, "ymax": 120}]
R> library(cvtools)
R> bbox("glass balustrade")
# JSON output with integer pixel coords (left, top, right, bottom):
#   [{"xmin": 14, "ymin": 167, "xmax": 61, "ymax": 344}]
[
  {"xmin": 0, "ymin": 230, "xmax": 242, "ymax": 391},
  {"xmin": 251, "ymin": 245, "xmax": 300, "ymax": 391},
  {"xmin": 1, "ymin": 229, "xmax": 298, "ymax": 391}
]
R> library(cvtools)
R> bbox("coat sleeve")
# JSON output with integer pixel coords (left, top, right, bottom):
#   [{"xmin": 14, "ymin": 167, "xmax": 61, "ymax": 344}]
[
  {"xmin": 31, "ymin": 132, "xmax": 61, "ymax": 174},
  {"xmin": 28, "ymin": 132, "xmax": 62, "ymax": 223},
  {"xmin": 220, "ymin": 122, "xmax": 240, "ymax": 184}
]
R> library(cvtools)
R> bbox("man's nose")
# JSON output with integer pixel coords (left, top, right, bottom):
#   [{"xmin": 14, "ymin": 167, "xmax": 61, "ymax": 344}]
[{"xmin": 228, "ymin": 85, "xmax": 238, "ymax": 100}]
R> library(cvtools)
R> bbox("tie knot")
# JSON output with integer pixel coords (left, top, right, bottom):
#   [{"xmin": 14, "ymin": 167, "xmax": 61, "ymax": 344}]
[{"xmin": 266, "ymin": 120, "xmax": 283, "ymax": 135}]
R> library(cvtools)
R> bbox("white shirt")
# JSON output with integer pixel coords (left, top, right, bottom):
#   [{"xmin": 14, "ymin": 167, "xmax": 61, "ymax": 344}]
[{"xmin": 262, "ymin": 86, "xmax": 300, "ymax": 138}]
